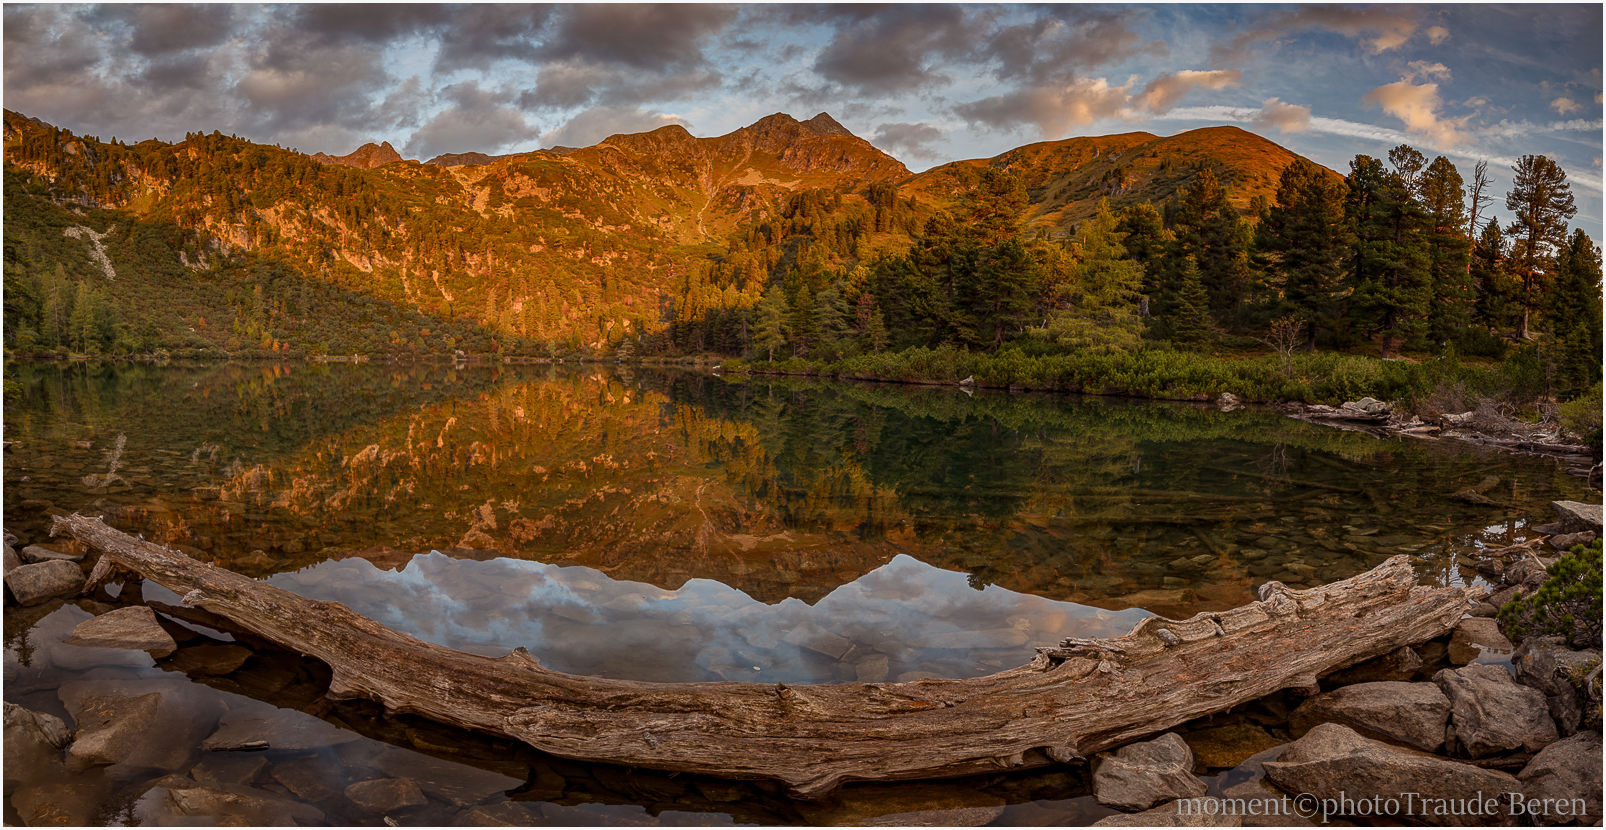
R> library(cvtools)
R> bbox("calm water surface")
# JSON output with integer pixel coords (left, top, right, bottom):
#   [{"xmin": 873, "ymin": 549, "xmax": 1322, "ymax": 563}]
[{"xmin": 3, "ymin": 362, "xmax": 1590, "ymax": 825}]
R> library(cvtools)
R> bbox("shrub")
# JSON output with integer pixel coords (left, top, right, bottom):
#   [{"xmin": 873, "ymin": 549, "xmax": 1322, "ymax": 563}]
[
  {"xmin": 1499, "ymin": 539, "xmax": 1603, "ymax": 650},
  {"xmin": 1559, "ymin": 382, "xmax": 1603, "ymax": 450}
]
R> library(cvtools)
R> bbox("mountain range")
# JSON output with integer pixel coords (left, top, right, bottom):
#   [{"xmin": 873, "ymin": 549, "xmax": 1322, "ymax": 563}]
[{"xmin": 2, "ymin": 109, "xmax": 1319, "ymax": 353}]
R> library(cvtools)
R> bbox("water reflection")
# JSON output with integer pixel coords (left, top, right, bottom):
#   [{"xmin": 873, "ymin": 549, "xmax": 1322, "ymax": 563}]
[{"xmin": 268, "ymin": 553, "xmax": 1152, "ymax": 684}]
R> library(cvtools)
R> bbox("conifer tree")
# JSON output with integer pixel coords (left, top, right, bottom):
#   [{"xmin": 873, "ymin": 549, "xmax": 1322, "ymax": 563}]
[
  {"xmin": 1505, "ymin": 154, "xmax": 1577, "ymax": 340},
  {"xmin": 812, "ymin": 283, "xmax": 855, "ymax": 358},
  {"xmin": 1471, "ymin": 221, "xmax": 1517, "ymax": 335},
  {"xmin": 1169, "ymin": 256, "xmax": 1214, "ymax": 344},
  {"xmin": 1036, "ymin": 200, "xmax": 1144, "ymax": 353},
  {"xmin": 752, "ymin": 286, "xmax": 790, "ymax": 362},
  {"xmin": 1420, "ymin": 156, "xmax": 1474, "ymax": 348},
  {"xmin": 1167, "ymin": 169, "xmax": 1252, "ymax": 327},
  {"xmin": 1544, "ymin": 229, "xmax": 1603, "ymax": 396},
  {"xmin": 1346, "ymin": 154, "xmax": 1430, "ymax": 357},
  {"xmin": 1257, "ymin": 158, "xmax": 1349, "ymax": 348}
]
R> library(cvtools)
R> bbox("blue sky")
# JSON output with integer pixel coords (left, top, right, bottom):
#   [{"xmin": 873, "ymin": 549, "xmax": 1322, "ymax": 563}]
[{"xmin": 4, "ymin": 3, "xmax": 1602, "ymax": 228}]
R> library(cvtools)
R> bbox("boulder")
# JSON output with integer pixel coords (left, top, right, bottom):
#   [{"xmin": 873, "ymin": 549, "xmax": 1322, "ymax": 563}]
[
  {"xmin": 203, "ymin": 705, "xmax": 362, "ymax": 752},
  {"xmin": 10, "ymin": 780, "xmax": 110, "ymax": 826},
  {"xmin": 63, "ymin": 691, "xmax": 164, "ymax": 772},
  {"xmin": 1182, "ymin": 723, "xmax": 1284, "ymax": 769},
  {"xmin": 368, "ymin": 746, "xmax": 520, "ymax": 807},
  {"xmin": 1343, "ymin": 397, "xmax": 1391, "ymax": 415},
  {"xmin": 189, "ymin": 753, "xmax": 269, "ymax": 788},
  {"xmin": 1433, "ymin": 665, "xmax": 1559, "ymax": 757},
  {"xmin": 1263, "ymin": 723, "xmax": 1521, "ymax": 826},
  {"xmin": 19, "ymin": 544, "xmax": 83, "ymax": 563},
  {"xmin": 452, "ymin": 801, "xmax": 541, "ymax": 826},
  {"xmin": 1217, "ymin": 392, "xmax": 1242, "ymax": 412},
  {"xmin": 139, "ymin": 782, "xmax": 326, "ymax": 826},
  {"xmin": 4, "ymin": 543, "xmax": 21, "ymax": 573},
  {"xmin": 166, "ymin": 643, "xmax": 252, "ymax": 675},
  {"xmin": 5, "ymin": 559, "xmax": 84, "ymax": 606},
  {"xmin": 1547, "ymin": 531, "xmax": 1596, "ymax": 551},
  {"xmin": 66, "ymin": 605, "xmax": 178, "ymax": 657},
  {"xmin": 1094, "ymin": 801, "xmax": 1242, "ymax": 826},
  {"xmin": 1516, "ymin": 731, "xmax": 1603, "ymax": 825},
  {"xmin": 1549, "ymin": 501, "xmax": 1602, "ymax": 535},
  {"xmin": 1326, "ymin": 646, "xmax": 1422, "ymax": 684},
  {"xmin": 1511, "ymin": 636, "xmax": 1598, "ymax": 737},
  {"xmin": 345, "ymin": 777, "xmax": 427, "ymax": 813},
  {"xmin": 1290, "ymin": 681, "xmax": 1450, "ymax": 752},
  {"xmin": 1093, "ymin": 732, "xmax": 1208, "ymax": 812},
  {"xmin": 59, "ymin": 679, "xmax": 223, "ymax": 774},
  {"xmin": 3, "ymin": 701, "xmax": 70, "ymax": 778},
  {"xmin": 1502, "ymin": 558, "xmax": 1549, "ymax": 592},
  {"xmin": 1448, "ymin": 617, "xmax": 1513, "ymax": 665}
]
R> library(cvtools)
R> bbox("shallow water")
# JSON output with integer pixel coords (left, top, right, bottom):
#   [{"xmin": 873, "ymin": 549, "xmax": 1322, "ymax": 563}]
[{"xmin": 3, "ymin": 361, "xmax": 1591, "ymax": 824}]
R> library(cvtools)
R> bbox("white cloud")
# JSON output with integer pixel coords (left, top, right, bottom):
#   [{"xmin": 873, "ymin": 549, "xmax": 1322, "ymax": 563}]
[
  {"xmin": 1426, "ymin": 25, "xmax": 1450, "ymax": 45},
  {"xmin": 1138, "ymin": 69, "xmax": 1242, "ymax": 114},
  {"xmin": 1363, "ymin": 78, "xmax": 1468, "ymax": 147},
  {"xmin": 1251, "ymin": 98, "xmax": 1312, "ymax": 133},
  {"xmin": 1551, "ymin": 97, "xmax": 1581, "ymax": 115},
  {"xmin": 1405, "ymin": 61, "xmax": 1452, "ymax": 82}
]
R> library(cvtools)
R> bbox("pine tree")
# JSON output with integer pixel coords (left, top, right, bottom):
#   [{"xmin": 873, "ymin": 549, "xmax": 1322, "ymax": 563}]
[
  {"xmin": 1167, "ymin": 169, "xmax": 1252, "ymax": 328},
  {"xmin": 1505, "ymin": 154, "xmax": 1577, "ymax": 340},
  {"xmin": 752, "ymin": 286, "xmax": 791, "ymax": 361},
  {"xmin": 1115, "ymin": 202, "xmax": 1168, "ymax": 318},
  {"xmin": 812, "ymin": 283, "xmax": 855, "ymax": 358},
  {"xmin": 1471, "ymin": 222, "xmax": 1518, "ymax": 335},
  {"xmin": 1169, "ymin": 256, "xmax": 1214, "ymax": 344},
  {"xmin": 1544, "ymin": 229, "xmax": 1603, "ymax": 397},
  {"xmin": 1036, "ymin": 199, "xmax": 1144, "ymax": 353},
  {"xmin": 1346, "ymin": 154, "xmax": 1430, "ymax": 358},
  {"xmin": 1420, "ymin": 156, "xmax": 1474, "ymax": 348},
  {"xmin": 1257, "ymin": 158, "xmax": 1349, "ymax": 348}
]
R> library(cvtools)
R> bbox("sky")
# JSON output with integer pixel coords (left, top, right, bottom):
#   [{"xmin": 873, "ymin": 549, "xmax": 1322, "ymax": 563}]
[{"xmin": 3, "ymin": 3, "xmax": 1603, "ymax": 229}]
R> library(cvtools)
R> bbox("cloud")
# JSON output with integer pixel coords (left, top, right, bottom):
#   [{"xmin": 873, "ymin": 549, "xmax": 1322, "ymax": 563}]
[
  {"xmin": 1552, "ymin": 97, "xmax": 1581, "ymax": 115},
  {"xmin": 811, "ymin": 5, "xmax": 971, "ymax": 94},
  {"xmin": 405, "ymin": 82, "xmax": 537, "ymax": 159},
  {"xmin": 536, "ymin": 4, "xmax": 736, "ymax": 71},
  {"xmin": 1363, "ymin": 78, "xmax": 1467, "ymax": 147},
  {"xmin": 955, "ymin": 77, "xmax": 1135, "ymax": 137},
  {"xmin": 1214, "ymin": 6, "xmax": 1424, "ymax": 61},
  {"xmin": 1426, "ymin": 25, "xmax": 1451, "ymax": 44},
  {"xmin": 1404, "ymin": 61, "xmax": 1452, "ymax": 82},
  {"xmin": 871, "ymin": 122, "xmax": 944, "ymax": 159},
  {"xmin": 432, "ymin": 5, "xmax": 549, "ymax": 72},
  {"xmin": 975, "ymin": 9, "xmax": 1163, "ymax": 86},
  {"xmin": 92, "ymin": 4, "xmax": 240, "ymax": 56},
  {"xmin": 1138, "ymin": 69, "xmax": 1241, "ymax": 114},
  {"xmin": 540, "ymin": 106, "xmax": 688, "ymax": 149},
  {"xmin": 1251, "ymin": 98, "xmax": 1312, "ymax": 133},
  {"xmin": 521, "ymin": 60, "xmax": 722, "ymax": 111}
]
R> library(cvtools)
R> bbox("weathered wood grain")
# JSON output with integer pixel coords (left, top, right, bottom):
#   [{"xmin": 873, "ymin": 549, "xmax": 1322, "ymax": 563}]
[{"xmin": 55, "ymin": 513, "xmax": 1472, "ymax": 798}]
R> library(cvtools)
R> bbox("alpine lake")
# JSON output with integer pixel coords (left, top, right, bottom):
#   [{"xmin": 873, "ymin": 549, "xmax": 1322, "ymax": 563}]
[{"xmin": 3, "ymin": 361, "xmax": 1592, "ymax": 826}]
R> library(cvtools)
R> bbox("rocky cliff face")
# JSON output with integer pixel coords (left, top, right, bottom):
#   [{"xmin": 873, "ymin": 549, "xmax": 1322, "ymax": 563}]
[{"xmin": 312, "ymin": 141, "xmax": 404, "ymax": 169}]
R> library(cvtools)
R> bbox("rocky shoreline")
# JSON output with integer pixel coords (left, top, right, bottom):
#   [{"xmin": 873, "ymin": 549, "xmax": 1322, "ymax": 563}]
[{"xmin": 4, "ymin": 500, "xmax": 1602, "ymax": 826}]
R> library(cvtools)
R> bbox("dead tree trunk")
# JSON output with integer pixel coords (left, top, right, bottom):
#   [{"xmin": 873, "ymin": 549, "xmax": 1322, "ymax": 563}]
[{"xmin": 56, "ymin": 513, "xmax": 1472, "ymax": 798}]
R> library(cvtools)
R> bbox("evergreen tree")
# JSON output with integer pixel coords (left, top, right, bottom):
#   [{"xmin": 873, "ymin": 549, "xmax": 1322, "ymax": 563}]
[
  {"xmin": 811, "ymin": 283, "xmax": 855, "ymax": 358},
  {"xmin": 1505, "ymin": 154, "xmax": 1577, "ymax": 339},
  {"xmin": 1471, "ymin": 221, "xmax": 1518, "ymax": 335},
  {"xmin": 1346, "ymin": 154, "xmax": 1430, "ymax": 358},
  {"xmin": 1544, "ymin": 229, "xmax": 1603, "ymax": 397},
  {"xmin": 1420, "ymin": 156, "xmax": 1474, "ymax": 348},
  {"xmin": 1169, "ymin": 256, "xmax": 1214, "ymax": 344},
  {"xmin": 1167, "ymin": 169, "xmax": 1252, "ymax": 328},
  {"xmin": 1035, "ymin": 199, "xmax": 1144, "ymax": 353},
  {"xmin": 1257, "ymin": 158, "xmax": 1349, "ymax": 348},
  {"xmin": 68, "ymin": 281, "xmax": 95, "ymax": 353},
  {"xmin": 1115, "ymin": 202, "xmax": 1168, "ymax": 318},
  {"xmin": 752, "ymin": 285, "xmax": 790, "ymax": 361}
]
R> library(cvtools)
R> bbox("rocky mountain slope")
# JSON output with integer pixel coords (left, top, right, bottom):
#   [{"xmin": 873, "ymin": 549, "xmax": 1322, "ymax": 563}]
[{"xmin": 3, "ymin": 109, "xmax": 1324, "ymax": 353}]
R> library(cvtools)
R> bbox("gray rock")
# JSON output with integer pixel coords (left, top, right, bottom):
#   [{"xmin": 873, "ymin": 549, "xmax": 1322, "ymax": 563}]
[
  {"xmin": 66, "ymin": 605, "xmax": 178, "ymax": 657},
  {"xmin": 19, "ymin": 544, "xmax": 83, "ymax": 563},
  {"xmin": 1448, "ymin": 617, "xmax": 1514, "ymax": 665},
  {"xmin": 167, "ymin": 643, "xmax": 252, "ymax": 675},
  {"xmin": 369, "ymin": 746, "xmax": 519, "ymax": 807},
  {"xmin": 1263, "ymin": 723, "xmax": 1521, "ymax": 826},
  {"xmin": 268, "ymin": 756, "xmax": 343, "ymax": 802},
  {"xmin": 1517, "ymin": 732, "xmax": 1603, "ymax": 825},
  {"xmin": 60, "ymin": 679, "xmax": 223, "ymax": 773},
  {"xmin": 1502, "ymin": 558, "xmax": 1550, "ymax": 591},
  {"xmin": 189, "ymin": 753, "xmax": 269, "ymax": 788},
  {"xmin": 5, "ymin": 559, "xmax": 84, "ymax": 605},
  {"xmin": 1290, "ymin": 681, "xmax": 1450, "ymax": 752},
  {"xmin": 1094, "ymin": 801, "xmax": 1242, "ymax": 826},
  {"xmin": 855, "ymin": 653, "xmax": 890, "ymax": 683},
  {"xmin": 4, "ymin": 701, "xmax": 70, "ymax": 779},
  {"xmin": 1217, "ymin": 392, "xmax": 1242, "ymax": 412},
  {"xmin": 203, "ymin": 706, "xmax": 361, "ymax": 752},
  {"xmin": 452, "ymin": 801, "xmax": 541, "ymax": 826},
  {"xmin": 1093, "ymin": 732, "xmax": 1208, "ymax": 812},
  {"xmin": 4, "ymin": 543, "xmax": 21, "ymax": 573},
  {"xmin": 1434, "ymin": 664, "xmax": 1559, "ymax": 757},
  {"xmin": 1549, "ymin": 501, "xmax": 1602, "ymax": 534},
  {"xmin": 1326, "ymin": 646, "xmax": 1422, "ymax": 684},
  {"xmin": 1511, "ymin": 636, "xmax": 1599, "ymax": 737},
  {"xmin": 1548, "ymin": 530, "xmax": 1596, "ymax": 551},
  {"xmin": 141, "ymin": 782, "xmax": 326, "ymax": 826},
  {"xmin": 345, "ymin": 777, "xmax": 427, "ymax": 813},
  {"xmin": 1344, "ymin": 397, "xmax": 1391, "ymax": 415}
]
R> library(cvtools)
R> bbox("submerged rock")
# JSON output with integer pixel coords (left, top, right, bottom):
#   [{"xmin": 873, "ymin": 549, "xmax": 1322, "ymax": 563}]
[
  {"xmin": 166, "ymin": 643, "xmax": 253, "ymax": 676},
  {"xmin": 345, "ymin": 777, "xmax": 427, "ymax": 813},
  {"xmin": 140, "ymin": 781, "xmax": 327, "ymax": 826},
  {"xmin": 66, "ymin": 605, "xmax": 178, "ymax": 657},
  {"xmin": 1448, "ymin": 617, "xmax": 1513, "ymax": 665},
  {"xmin": 5, "ymin": 559, "xmax": 84, "ymax": 606},
  {"xmin": 1093, "ymin": 732, "xmax": 1208, "ymax": 812},
  {"xmin": 1182, "ymin": 723, "xmax": 1283, "ymax": 769},
  {"xmin": 452, "ymin": 801, "xmax": 541, "ymax": 826},
  {"xmin": 204, "ymin": 706, "xmax": 362, "ymax": 752},
  {"xmin": 1263, "ymin": 723, "xmax": 1521, "ymax": 826},
  {"xmin": 3, "ymin": 701, "xmax": 70, "ymax": 779},
  {"xmin": 1516, "ymin": 732, "xmax": 1603, "ymax": 825},
  {"xmin": 1434, "ymin": 665, "xmax": 1558, "ymax": 758},
  {"xmin": 1325, "ymin": 646, "xmax": 1421, "ymax": 684},
  {"xmin": 1289, "ymin": 681, "xmax": 1450, "ymax": 752},
  {"xmin": 1093, "ymin": 801, "xmax": 1242, "ymax": 826}
]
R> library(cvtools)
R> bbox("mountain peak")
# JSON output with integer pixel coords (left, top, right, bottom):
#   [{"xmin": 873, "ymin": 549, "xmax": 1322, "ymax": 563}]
[
  {"xmin": 803, "ymin": 113, "xmax": 851, "ymax": 138},
  {"xmin": 313, "ymin": 140, "xmax": 404, "ymax": 170}
]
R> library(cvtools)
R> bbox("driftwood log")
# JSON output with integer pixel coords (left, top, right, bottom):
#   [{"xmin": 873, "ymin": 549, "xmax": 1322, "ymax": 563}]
[{"xmin": 55, "ymin": 513, "xmax": 1473, "ymax": 798}]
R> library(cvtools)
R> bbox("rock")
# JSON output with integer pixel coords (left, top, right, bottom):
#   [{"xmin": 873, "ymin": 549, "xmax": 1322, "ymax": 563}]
[
  {"xmin": 1217, "ymin": 392, "xmax": 1241, "ymax": 412},
  {"xmin": 267, "ymin": 756, "xmax": 344, "ymax": 802},
  {"xmin": 4, "ymin": 701, "xmax": 70, "ymax": 777},
  {"xmin": 1094, "ymin": 801, "xmax": 1242, "ymax": 826},
  {"xmin": 1434, "ymin": 665, "xmax": 1559, "ymax": 758},
  {"xmin": 1503, "ymin": 558, "xmax": 1550, "ymax": 591},
  {"xmin": 1182, "ymin": 723, "xmax": 1283, "ymax": 769},
  {"xmin": 1093, "ymin": 732, "xmax": 1208, "ymax": 812},
  {"xmin": 452, "ymin": 801, "xmax": 541, "ymax": 826},
  {"xmin": 1517, "ymin": 732, "xmax": 1603, "ymax": 825},
  {"xmin": 5, "ymin": 559, "xmax": 84, "ymax": 606},
  {"xmin": 203, "ymin": 706, "xmax": 361, "ymax": 752},
  {"xmin": 4, "ymin": 543, "xmax": 21, "ymax": 573},
  {"xmin": 1448, "ymin": 617, "xmax": 1514, "ymax": 665},
  {"xmin": 58, "ymin": 671, "xmax": 224, "ymax": 773},
  {"xmin": 1511, "ymin": 636, "xmax": 1598, "ymax": 737},
  {"xmin": 1549, "ymin": 501, "xmax": 1602, "ymax": 534},
  {"xmin": 189, "ymin": 753, "xmax": 269, "ymax": 788},
  {"xmin": 66, "ymin": 605, "xmax": 178, "ymax": 657},
  {"xmin": 140, "ymin": 781, "xmax": 326, "ymax": 826},
  {"xmin": 1289, "ymin": 681, "xmax": 1450, "ymax": 752},
  {"xmin": 64, "ymin": 692, "xmax": 165, "ymax": 772},
  {"xmin": 1343, "ymin": 397, "xmax": 1391, "ymax": 415},
  {"xmin": 854, "ymin": 653, "xmax": 890, "ymax": 683},
  {"xmin": 1325, "ymin": 646, "xmax": 1422, "ymax": 684},
  {"xmin": 1263, "ymin": 723, "xmax": 1521, "ymax": 826},
  {"xmin": 19, "ymin": 544, "xmax": 83, "ymax": 563},
  {"xmin": 369, "ymin": 746, "xmax": 519, "ymax": 807},
  {"xmin": 167, "ymin": 643, "xmax": 252, "ymax": 675},
  {"xmin": 345, "ymin": 777, "xmax": 427, "ymax": 813},
  {"xmin": 781, "ymin": 622, "xmax": 854, "ymax": 659},
  {"xmin": 799, "ymin": 783, "xmax": 1006, "ymax": 826},
  {"xmin": 10, "ymin": 780, "xmax": 109, "ymax": 826},
  {"xmin": 1548, "ymin": 530, "xmax": 1596, "ymax": 551},
  {"xmin": 1470, "ymin": 601, "xmax": 1500, "ymax": 618}
]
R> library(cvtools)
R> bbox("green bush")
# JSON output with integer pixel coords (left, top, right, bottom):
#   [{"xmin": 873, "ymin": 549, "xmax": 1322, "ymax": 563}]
[
  {"xmin": 1559, "ymin": 382, "xmax": 1603, "ymax": 450},
  {"xmin": 1499, "ymin": 539, "xmax": 1603, "ymax": 649}
]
